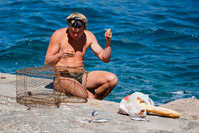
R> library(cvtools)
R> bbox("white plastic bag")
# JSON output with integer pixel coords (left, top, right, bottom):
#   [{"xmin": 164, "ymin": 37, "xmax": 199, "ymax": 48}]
[{"xmin": 118, "ymin": 92, "xmax": 154, "ymax": 118}]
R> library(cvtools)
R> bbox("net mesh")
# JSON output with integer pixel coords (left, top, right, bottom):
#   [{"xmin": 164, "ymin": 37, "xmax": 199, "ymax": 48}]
[{"xmin": 16, "ymin": 66, "xmax": 88, "ymax": 107}]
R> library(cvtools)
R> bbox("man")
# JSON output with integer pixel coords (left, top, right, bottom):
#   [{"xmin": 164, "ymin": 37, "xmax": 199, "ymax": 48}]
[{"xmin": 45, "ymin": 12, "xmax": 118, "ymax": 100}]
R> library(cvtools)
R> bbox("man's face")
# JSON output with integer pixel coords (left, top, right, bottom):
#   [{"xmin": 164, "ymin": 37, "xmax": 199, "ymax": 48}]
[
  {"xmin": 67, "ymin": 17, "xmax": 85, "ymax": 40},
  {"xmin": 68, "ymin": 24, "xmax": 84, "ymax": 40}
]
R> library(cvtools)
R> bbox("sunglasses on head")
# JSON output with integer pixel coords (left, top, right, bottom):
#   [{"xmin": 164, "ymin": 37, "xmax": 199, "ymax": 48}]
[{"xmin": 67, "ymin": 17, "xmax": 85, "ymax": 28}]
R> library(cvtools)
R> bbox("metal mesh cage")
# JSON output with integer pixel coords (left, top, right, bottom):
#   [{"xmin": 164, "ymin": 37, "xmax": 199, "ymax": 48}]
[{"xmin": 16, "ymin": 66, "xmax": 88, "ymax": 107}]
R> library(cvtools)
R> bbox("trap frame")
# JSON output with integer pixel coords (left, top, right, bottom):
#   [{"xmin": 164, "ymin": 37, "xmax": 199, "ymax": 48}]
[{"xmin": 16, "ymin": 66, "xmax": 88, "ymax": 107}]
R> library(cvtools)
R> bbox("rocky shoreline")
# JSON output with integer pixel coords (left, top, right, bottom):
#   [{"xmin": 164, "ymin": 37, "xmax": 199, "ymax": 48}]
[{"xmin": 0, "ymin": 73, "xmax": 199, "ymax": 133}]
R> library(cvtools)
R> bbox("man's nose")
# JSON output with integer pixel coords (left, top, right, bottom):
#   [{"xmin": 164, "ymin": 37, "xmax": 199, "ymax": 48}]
[{"xmin": 72, "ymin": 27, "xmax": 79, "ymax": 32}]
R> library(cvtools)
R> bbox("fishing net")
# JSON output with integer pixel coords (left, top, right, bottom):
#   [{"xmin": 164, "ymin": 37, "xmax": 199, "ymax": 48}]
[{"xmin": 16, "ymin": 66, "xmax": 88, "ymax": 108}]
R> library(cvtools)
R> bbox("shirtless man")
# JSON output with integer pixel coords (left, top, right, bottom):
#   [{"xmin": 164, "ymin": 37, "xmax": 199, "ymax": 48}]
[{"xmin": 45, "ymin": 13, "xmax": 118, "ymax": 100}]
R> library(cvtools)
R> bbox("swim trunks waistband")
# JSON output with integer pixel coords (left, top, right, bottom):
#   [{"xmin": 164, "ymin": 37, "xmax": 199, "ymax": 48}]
[{"xmin": 60, "ymin": 72, "xmax": 84, "ymax": 84}]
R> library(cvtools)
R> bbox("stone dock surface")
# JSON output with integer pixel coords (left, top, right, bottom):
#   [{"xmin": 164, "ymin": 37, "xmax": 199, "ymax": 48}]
[{"xmin": 0, "ymin": 72, "xmax": 199, "ymax": 133}]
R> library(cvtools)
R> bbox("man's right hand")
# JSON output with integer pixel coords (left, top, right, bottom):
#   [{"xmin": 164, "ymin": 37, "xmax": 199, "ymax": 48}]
[{"xmin": 58, "ymin": 49, "xmax": 75, "ymax": 58}]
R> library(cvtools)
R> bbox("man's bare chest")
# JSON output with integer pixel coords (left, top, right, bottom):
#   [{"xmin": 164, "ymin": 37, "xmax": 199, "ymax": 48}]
[{"xmin": 60, "ymin": 37, "xmax": 89, "ymax": 55}]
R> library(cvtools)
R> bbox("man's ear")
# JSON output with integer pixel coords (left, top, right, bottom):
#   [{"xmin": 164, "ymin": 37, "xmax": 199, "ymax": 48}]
[{"xmin": 84, "ymin": 24, "xmax": 87, "ymax": 30}]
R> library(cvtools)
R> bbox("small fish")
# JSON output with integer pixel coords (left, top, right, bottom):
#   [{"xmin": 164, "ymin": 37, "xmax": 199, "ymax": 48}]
[
  {"xmin": 191, "ymin": 96, "xmax": 197, "ymax": 99},
  {"xmin": 89, "ymin": 118, "xmax": 109, "ymax": 123},
  {"xmin": 131, "ymin": 116, "xmax": 150, "ymax": 122},
  {"xmin": 92, "ymin": 111, "xmax": 99, "ymax": 117}
]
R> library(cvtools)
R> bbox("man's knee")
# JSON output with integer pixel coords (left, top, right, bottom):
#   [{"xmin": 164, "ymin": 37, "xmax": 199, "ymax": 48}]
[{"xmin": 107, "ymin": 73, "xmax": 118, "ymax": 85}]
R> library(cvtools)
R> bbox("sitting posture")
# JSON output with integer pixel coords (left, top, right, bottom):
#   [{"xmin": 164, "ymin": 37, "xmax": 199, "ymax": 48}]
[{"xmin": 45, "ymin": 12, "xmax": 118, "ymax": 100}]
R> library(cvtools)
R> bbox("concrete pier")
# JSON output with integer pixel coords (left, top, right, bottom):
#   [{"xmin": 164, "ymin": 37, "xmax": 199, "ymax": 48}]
[{"xmin": 0, "ymin": 72, "xmax": 199, "ymax": 133}]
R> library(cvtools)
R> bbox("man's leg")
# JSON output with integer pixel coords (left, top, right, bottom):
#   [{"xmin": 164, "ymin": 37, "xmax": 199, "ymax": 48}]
[{"xmin": 83, "ymin": 71, "xmax": 118, "ymax": 100}]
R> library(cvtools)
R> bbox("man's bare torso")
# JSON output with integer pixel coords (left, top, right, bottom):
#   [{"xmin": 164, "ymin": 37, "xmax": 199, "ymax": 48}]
[{"xmin": 56, "ymin": 28, "xmax": 90, "ymax": 67}]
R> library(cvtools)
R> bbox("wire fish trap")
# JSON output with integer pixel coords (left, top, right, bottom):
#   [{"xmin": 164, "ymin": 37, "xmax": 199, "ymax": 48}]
[{"xmin": 16, "ymin": 66, "xmax": 88, "ymax": 108}]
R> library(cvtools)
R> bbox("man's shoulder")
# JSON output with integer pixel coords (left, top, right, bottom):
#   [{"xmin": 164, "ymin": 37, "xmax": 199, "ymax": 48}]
[
  {"xmin": 51, "ymin": 28, "xmax": 67, "ymax": 40},
  {"xmin": 84, "ymin": 30, "xmax": 92, "ymax": 35},
  {"xmin": 54, "ymin": 28, "xmax": 67, "ymax": 35},
  {"xmin": 84, "ymin": 30, "xmax": 95, "ymax": 38}
]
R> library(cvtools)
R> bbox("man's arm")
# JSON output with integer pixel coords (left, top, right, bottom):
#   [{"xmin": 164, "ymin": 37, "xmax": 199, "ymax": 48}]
[
  {"xmin": 90, "ymin": 29, "xmax": 112, "ymax": 63},
  {"xmin": 45, "ymin": 30, "xmax": 62, "ymax": 66}
]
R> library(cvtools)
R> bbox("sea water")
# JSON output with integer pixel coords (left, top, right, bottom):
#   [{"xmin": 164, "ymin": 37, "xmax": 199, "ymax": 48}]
[{"xmin": 0, "ymin": 0, "xmax": 199, "ymax": 105}]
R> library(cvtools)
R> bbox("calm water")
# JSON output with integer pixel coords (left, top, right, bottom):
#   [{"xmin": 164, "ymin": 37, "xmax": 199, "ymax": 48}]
[{"xmin": 0, "ymin": 0, "xmax": 199, "ymax": 104}]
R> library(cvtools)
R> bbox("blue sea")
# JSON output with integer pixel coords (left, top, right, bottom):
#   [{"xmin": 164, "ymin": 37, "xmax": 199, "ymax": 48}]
[{"xmin": 0, "ymin": 0, "xmax": 199, "ymax": 105}]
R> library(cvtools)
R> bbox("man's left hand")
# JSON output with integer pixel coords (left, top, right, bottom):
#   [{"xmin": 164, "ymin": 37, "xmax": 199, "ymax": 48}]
[{"xmin": 105, "ymin": 29, "xmax": 112, "ymax": 41}]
